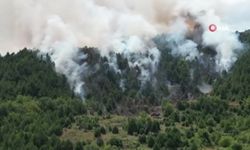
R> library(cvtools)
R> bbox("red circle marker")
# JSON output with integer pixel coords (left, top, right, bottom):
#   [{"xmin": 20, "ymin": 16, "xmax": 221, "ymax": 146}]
[{"xmin": 209, "ymin": 24, "xmax": 217, "ymax": 32}]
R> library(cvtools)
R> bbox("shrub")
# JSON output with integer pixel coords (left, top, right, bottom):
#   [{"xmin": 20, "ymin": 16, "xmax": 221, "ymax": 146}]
[
  {"xmin": 96, "ymin": 138, "xmax": 104, "ymax": 147},
  {"xmin": 84, "ymin": 144, "xmax": 99, "ymax": 150},
  {"xmin": 147, "ymin": 135, "xmax": 155, "ymax": 148},
  {"xmin": 219, "ymin": 136, "xmax": 233, "ymax": 147},
  {"xmin": 162, "ymin": 101, "xmax": 175, "ymax": 117},
  {"xmin": 33, "ymin": 133, "xmax": 48, "ymax": 147},
  {"xmin": 108, "ymin": 137, "xmax": 123, "ymax": 148},
  {"xmin": 112, "ymin": 126, "xmax": 119, "ymax": 134},
  {"xmin": 60, "ymin": 140, "xmax": 73, "ymax": 150},
  {"xmin": 138, "ymin": 135, "xmax": 146, "ymax": 144},
  {"xmin": 127, "ymin": 118, "xmax": 137, "ymax": 135},
  {"xmin": 151, "ymin": 121, "xmax": 160, "ymax": 133},
  {"xmin": 190, "ymin": 142, "xmax": 199, "ymax": 150},
  {"xmin": 50, "ymin": 125, "xmax": 63, "ymax": 136},
  {"xmin": 153, "ymin": 143, "xmax": 160, "ymax": 150},
  {"xmin": 94, "ymin": 128, "xmax": 102, "ymax": 137},
  {"xmin": 75, "ymin": 141, "xmax": 84, "ymax": 150},
  {"xmin": 100, "ymin": 126, "xmax": 106, "ymax": 134},
  {"xmin": 231, "ymin": 143, "xmax": 242, "ymax": 150}
]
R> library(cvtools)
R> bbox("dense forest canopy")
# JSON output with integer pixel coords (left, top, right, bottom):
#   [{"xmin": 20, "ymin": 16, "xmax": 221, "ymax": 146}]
[{"xmin": 0, "ymin": 49, "xmax": 73, "ymax": 99}]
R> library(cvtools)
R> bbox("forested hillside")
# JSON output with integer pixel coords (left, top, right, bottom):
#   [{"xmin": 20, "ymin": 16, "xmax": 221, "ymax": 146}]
[
  {"xmin": 0, "ymin": 49, "xmax": 73, "ymax": 99},
  {"xmin": 80, "ymin": 45, "xmax": 219, "ymax": 114},
  {"xmin": 0, "ymin": 30, "xmax": 249, "ymax": 150},
  {"xmin": 214, "ymin": 31, "xmax": 250, "ymax": 100},
  {"xmin": 0, "ymin": 49, "xmax": 86, "ymax": 149},
  {"xmin": 214, "ymin": 50, "xmax": 250, "ymax": 100}
]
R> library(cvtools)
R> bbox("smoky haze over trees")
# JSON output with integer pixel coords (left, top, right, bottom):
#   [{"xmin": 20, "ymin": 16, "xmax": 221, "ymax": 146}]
[
  {"xmin": 0, "ymin": 0, "xmax": 248, "ymax": 98},
  {"xmin": 0, "ymin": 30, "xmax": 249, "ymax": 149},
  {"xmin": 0, "ymin": 1, "xmax": 250, "ymax": 149}
]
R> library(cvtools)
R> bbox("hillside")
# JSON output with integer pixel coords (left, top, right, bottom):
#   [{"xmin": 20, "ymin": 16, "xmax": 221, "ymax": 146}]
[
  {"xmin": 0, "ymin": 30, "xmax": 249, "ymax": 149},
  {"xmin": 213, "ymin": 31, "xmax": 250, "ymax": 100},
  {"xmin": 0, "ymin": 49, "xmax": 73, "ymax": 99}
]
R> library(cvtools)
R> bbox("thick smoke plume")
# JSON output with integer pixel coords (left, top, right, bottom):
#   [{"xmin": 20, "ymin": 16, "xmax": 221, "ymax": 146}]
[{"xmin": 0, "ymin": 0, "xmax": 249, "ymax": 96}]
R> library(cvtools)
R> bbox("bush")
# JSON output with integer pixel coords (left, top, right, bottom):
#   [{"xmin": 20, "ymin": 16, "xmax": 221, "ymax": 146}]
[
  {"xmin": 127, "ymin": 118, "xmax": 137, "ymax": 135},
  {"xmin": 108, "ymin": 126, "xmax": 113, "ymax": 132},
  {"xmin": 33, "ymin": 133, "xmax": 48, "ymax": 147},
  {"xmin": 94, "ymin": 128, "xmax": 102, "ymax": 137},
  {"xmin": 50, "ymin": 125, "xmax": 63, "ymax": 136},
  {"xmin": 207, "ymin": 118, "xmax": 216, "ymax": 126},
  {"xmin": 153, "ymin": 143, "xmax": 160, "ymax": 150},
  {"xmin": 219, "ymin": 136, "xmax": 233, "ymax": 147},
  {"xmin": 96, "ymin": 138, "xmax": 104, "ymax": 147},
  {"xmin": 100, "ymin": 126, "xmax": 106, "ymax": 134},
  {"xmin": 77, "ymin": 116, "xmax": 99, "ymax": 130},
  {"xmin": 84, "ymin": 144, "xmax": 99, "ymax": 150},
  {"xmin": 151, "ymin": 121, "xmax": 160, "ymax": 133},
  {"xmin": 108, "ymin": 137, "xmax": 123, "ymax": 148},
  {"xmin": 75, "ymin": 141, "xmax": 84, "ymax": 150},
  {"xmin": 190, "ymin": 142, "xmax": 199, "ymax": 150},
  {"xmin": 231, "ymin": 143, "xmax": 242, "ymax": 150},
  {"xmin": 162, "ymin": 101, "xmax": 175, "ymax": 117},
  {"xmin": 186, "ymin": 129, "xmax": 194, "ymax": 139},
  {"xmin": 112, "ymin": 126, "xmax": 119, "ymax": 134},
  {"xmin": 60, "ymin": 140, "xmax": 73, "ymax": 150},
  {"xmin": 147, "ymin": 135, "xmax": 155, "ymax": 148},
  {"xmin": 138, "ymin": 135, "xmax": 146, "ymax": 144},
  {"xmin": 164, "ymin": 128, "xmax": 184, "ymax": 148},
  {"xmin": 176, "ymin": 101, "xmax": 189, "ymax": 111}
]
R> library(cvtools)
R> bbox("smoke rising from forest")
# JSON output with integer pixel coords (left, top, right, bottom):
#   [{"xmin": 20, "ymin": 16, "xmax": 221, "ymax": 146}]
[{"xmin": 0, "ymin": 0, "xmax": 249, "ymax": 96}]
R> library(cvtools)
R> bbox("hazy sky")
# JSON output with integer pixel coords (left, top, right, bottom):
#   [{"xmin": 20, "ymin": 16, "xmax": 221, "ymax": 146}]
[{"xmin": 0, "ymin": 0, "xmax": 249, "ymax": 53}]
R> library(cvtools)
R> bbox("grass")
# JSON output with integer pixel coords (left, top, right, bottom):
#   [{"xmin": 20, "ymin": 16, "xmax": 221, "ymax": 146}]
[
  {"xmin": 60, "ymin": 114, "xmax": 249, "ymax": 150},
  {"xmin": 60, "ymin": 128, "xmax": 94, "ymax": 143},
  {"xmin": 60, "ymin": 115, "xmax": 151, "ymax": 149}
]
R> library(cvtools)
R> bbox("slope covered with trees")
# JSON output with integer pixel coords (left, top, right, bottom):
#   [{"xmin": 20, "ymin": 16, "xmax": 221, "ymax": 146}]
[
  {"xmin": 80, "ymin": 43, "xmax": 219, "ymax": 114},
  {"xmin": 0, "ymin": 49, "xmax": 86, "ymax": 149},
  {"xmin": 0, "ymin": 30, "xmax": 249, "ymax": 149},
  {"xmin": 0, "ymin": 49, "xmax": 73, "ymax": 99},
  {"xmin": 213, "ymin": 31, "xmax": 250, "ymax": 100},
  {"xmin": 214, "ymin": 49, "xmax": 250, "ymax": 100}
]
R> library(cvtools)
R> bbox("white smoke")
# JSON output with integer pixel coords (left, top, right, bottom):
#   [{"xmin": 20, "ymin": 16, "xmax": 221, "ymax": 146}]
[
  {"xmin": 38, "ymin": 16, "xmax": 87, "ymax": 97},
  {"xmin": 109, "ymin": 36, "xmax": 160, "ymax": 85},
  {"xmin": 0, "ymin": 0, "xmax": 249, "ymax": 96},
  {"xmin": 198, "ymin": 82, "xmax": 213, "ymax": 94},
  {"xmin": 196, "ymin": 10, "xmax": 243, "ymax": 72},
  {"xmin": 165, "ymin": 18, "xmax": 200, "ymax": 60}
]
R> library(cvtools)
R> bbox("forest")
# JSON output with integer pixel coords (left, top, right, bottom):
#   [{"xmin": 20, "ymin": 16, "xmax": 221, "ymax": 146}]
[{"xmin": 0, "ymin": 30, "xmax": 250, "ymax": 150}]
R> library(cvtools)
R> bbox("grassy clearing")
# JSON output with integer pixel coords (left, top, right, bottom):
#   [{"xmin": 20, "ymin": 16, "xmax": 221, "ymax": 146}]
[{"xmin": 60, "ymin": 115, "xmax": 151, "ymax": 149}]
